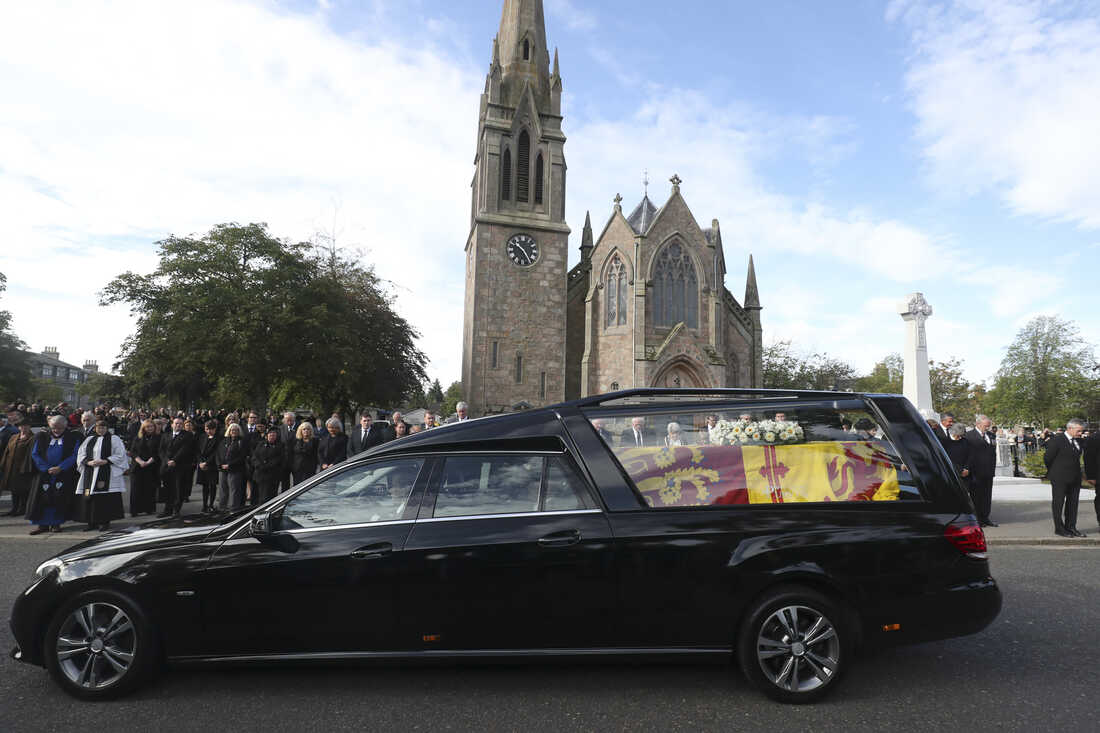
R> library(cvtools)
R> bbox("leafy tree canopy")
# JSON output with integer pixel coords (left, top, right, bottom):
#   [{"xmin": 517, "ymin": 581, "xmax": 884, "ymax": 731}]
[
  {"xmin": 762, "ymin": 341, "xmax": 857, "ymax": 391},
  {"xmin": 441, "ymin": 381, "xmax": 463, "ymax": 417},
  {"xmin": 854, "ymin": 353, "xmax": 903, "ymax": 394},
  {"xmin": 984, "ymin": 316, "xmax": 1099, "ymax": 427},
  {"xmin": 101, "ymin": 223, "xmax": 427, "ymax": 415},
  {"xmin": 0, "ymin": 272, "xmax": 32, "ymax": 402}
]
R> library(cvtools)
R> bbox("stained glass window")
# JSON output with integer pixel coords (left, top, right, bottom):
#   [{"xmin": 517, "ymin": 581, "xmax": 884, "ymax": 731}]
[
  {"xmin": 605, "ymin": 255, "xmax": 627, "ymax": 327},
  {"xmin": 653, "ymin": 242, "xmax": 698, "ymax": 328}
]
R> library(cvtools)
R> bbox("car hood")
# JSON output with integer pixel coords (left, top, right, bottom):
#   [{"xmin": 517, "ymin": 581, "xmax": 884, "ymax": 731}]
[{"xmin": 56, "ymin": 510, "xmax": 249, "ymax": 561}]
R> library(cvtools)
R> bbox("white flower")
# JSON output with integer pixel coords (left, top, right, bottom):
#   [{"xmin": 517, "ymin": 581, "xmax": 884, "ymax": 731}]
[{"xmin": 764, "ymin": 431, "xmax": 776, "ymax": 442}]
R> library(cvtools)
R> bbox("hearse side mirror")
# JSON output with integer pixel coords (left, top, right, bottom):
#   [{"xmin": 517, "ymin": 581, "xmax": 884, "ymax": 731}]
[
  {"xmin": 249, "ymin": 511, "xmax": 299, "ymax": 553},
  {"xmin": 250, "ymin": 512, "xmax": 273, "ymax": 537}
]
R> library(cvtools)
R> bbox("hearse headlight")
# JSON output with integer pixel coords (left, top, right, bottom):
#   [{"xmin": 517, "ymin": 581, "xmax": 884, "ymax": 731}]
[{"xmin": 35, "ymin": 558, "xmax": 64, "ymax": 580}]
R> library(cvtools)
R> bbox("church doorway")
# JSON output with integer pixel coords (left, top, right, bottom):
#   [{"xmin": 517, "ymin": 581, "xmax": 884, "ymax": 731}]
[{"xmin": 650, "ymin": 358, "xmax": 708, "ymax": 389}]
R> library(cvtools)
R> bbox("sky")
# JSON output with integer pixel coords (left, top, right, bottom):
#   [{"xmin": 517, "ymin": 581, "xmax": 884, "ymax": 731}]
[{"xmin": 1, "ymin": 0, "xmax": 1098, "ymax": 393}]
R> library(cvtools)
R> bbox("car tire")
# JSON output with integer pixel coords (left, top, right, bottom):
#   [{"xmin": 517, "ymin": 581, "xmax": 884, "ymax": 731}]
[
  {"xmin": 736, "ymin": 585, "xmax": 851, "ymax": 704},
  {"xmin": 43, "ymin": 588, "xmax": 159, "ymax": 700}
]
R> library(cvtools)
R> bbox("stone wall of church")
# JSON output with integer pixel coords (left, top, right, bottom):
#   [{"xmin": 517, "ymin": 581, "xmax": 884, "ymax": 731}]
[
  {"xmin": 565, "ymin": 265, "xmax": 587, "ymax": 400},
  {"xmin": 636, "ymin": 193, "xmax": 720, "ymax": 387},
  {"xmin": 723, "ymin": 307, "xmax": 754, "ymax": 387},
  {"xmin": 566, "ymin": 187, "xmax": 762, "ymax": 398},
  {"xmin": 582, "ymin": 213, "xmax": 638, "ymax": 395},
  {"xmin": 465, "ymin": 222, "xmax": 568, "ymax": 414}
]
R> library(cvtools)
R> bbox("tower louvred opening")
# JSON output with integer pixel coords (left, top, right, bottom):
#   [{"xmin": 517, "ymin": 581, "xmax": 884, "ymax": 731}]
[{"xmin": 517, "ymin": 130, "xmax": 530, "ymax": 202}]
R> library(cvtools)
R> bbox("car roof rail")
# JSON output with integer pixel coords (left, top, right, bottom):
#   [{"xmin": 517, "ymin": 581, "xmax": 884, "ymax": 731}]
[{"xmin": 572, "ymin": 388, "xmax": 885, "ymax": 408}]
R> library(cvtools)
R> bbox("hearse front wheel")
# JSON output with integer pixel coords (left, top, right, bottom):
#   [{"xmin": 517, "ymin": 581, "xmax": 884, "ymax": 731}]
[
  {"xmin": 737, "ymin": 585, "xmax": 851, "ymax": 704},
  {"xmin": 43, "ymin": 588, "xmax": 158, "ymax": 700}
]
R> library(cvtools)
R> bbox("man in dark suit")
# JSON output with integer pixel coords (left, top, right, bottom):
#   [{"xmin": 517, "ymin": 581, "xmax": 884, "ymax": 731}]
[
  {"xmin": 1045, "ymin": 419, "xmax": 1086, "ymax": 537},
  {"xmin": 963, "ymin": 415, "xmax": 998, "ymax": 527},
  {"xmin": 158, "ymin": 417, "xmax": 197, "ymax": 518},
  {"xmin": 277, "ymin": 412, "xmax": 297, "ymax": 493},
  {"xmin": 348, "ymin": 412, "xmax": 386, "ymax": 456},
  {"xmin": 1083, "ymin": 430, "xmax": 1099, "ymax": 531},
  {"xmin": 619, "ymin": 417, "xmax": 656, "ymax": 448},
  {"xmin": 590, "ymin": 418, "xmax": 613, "ymax": 444},
  {"xmin": 243, "ymin": 413, "xmax": 266, "ymax": 505},
  {"xmin": 931, "ymin": 412, "xmax": 955, "ymax": 450}
]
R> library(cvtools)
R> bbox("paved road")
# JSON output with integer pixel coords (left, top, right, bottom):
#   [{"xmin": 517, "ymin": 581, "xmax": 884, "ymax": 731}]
[{"xmin": 1, "ymin": 540, "xmax": 1096, "ymax": 732}]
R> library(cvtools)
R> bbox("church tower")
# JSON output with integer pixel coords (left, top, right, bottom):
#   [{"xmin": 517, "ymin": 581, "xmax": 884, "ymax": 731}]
[{"xmin": 462, "ymin": 0, "xmax": 569, "ymax": 415}]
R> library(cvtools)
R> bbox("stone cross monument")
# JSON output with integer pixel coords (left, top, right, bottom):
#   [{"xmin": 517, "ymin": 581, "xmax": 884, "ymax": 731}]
[{"xmin": 898, "ymin": 292, "xmax": 935, "ymax": 417}]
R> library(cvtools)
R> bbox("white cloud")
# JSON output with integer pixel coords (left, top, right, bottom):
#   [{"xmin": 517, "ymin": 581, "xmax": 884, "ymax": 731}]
[
  {"xmin": 1, "ymin": 0, "xmax": 480, "ymax": 387},
  {"xmin": 890, "ymin": 0, "xmax": 1100, "ymax": 228}
]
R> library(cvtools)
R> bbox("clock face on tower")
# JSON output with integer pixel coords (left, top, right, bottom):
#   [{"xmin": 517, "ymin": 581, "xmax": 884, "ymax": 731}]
[{"xmin": 506, "ymin": 233, "xmax": 539, "ymax": 267}]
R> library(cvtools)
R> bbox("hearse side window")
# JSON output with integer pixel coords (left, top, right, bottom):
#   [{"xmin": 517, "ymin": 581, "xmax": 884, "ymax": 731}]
[
  {"xmin": 583, "ymin": 405, "xmax": 921, "ymax": 507},
  {"xmin": 433, "ymin": 455, "xmax": 588, "ymax": 517},
  {"xmin": 543, "ymin": 456, "xmax": 585, "ymax": 511},
  {"xmin": 280, "ymin": 459, "xmax": 424, "ymax": 529}
]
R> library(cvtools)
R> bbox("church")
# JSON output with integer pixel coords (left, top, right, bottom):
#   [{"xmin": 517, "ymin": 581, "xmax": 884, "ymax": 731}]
[{"xmin": 461, "ymin": 0, "xmax": 763, "ymax": 416}]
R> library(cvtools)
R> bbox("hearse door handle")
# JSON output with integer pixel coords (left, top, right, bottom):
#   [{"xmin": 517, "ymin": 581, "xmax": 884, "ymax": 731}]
[
  {"xmin": 537, "ymin": 529, "xmax": 581, "ymax": 548},
  {"xmin": 350, "ymin": 542, "xmax": 393, "ymax": 560}
]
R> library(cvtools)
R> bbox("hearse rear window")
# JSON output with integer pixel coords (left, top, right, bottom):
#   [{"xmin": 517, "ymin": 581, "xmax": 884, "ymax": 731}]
[{"xmin": 585, "ymin": 404, "xmax": 921, "ymax": 507}]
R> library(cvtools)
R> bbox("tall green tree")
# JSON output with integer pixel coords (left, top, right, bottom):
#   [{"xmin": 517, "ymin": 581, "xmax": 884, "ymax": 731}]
[
  {"xmin": 929, "ymin": 358, "xmax": 985, "ymax": 420},
  {"xmin": 0, "ymin": 272, "xmax": 32, "ymax": 401},
  {"xmin": 427, "ymin": 379, "xmax": 444, "ymax": 404},
  {"xmin": 984, "ymin": 316, "xmax": 1099, "ymax": 427},
  {"xmin": 76, "ymin": 372, "xmax": 130, "ymax": 406},
  {"xmin": 102, "ymin": 223, "xmax": 427, "ymax": 414},
  {"xmin": 269, "ymin": 244, "xmax": 428, "ymax": 416},
  {"xmin": 441, "ymin": 381, "xmax": 463, "ymax": 417},
  {"xmin": 762, "ymin": 341, "xmax": 857, "ymax": 390},
  {"xmin": 854, "ymin": 353, "xmax": 903, "ymax": 394}
]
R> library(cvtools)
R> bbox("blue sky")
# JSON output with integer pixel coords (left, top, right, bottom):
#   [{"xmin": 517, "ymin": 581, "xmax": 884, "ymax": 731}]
[{"xmin": 1, "ymin": 0, "xmax": 1098, "ymax": 394}]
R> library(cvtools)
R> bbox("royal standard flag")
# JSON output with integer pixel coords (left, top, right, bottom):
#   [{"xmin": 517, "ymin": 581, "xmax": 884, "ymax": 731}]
[{"xmin": 614, "ymin": 441, "xmax": 899, "ymax": 508}]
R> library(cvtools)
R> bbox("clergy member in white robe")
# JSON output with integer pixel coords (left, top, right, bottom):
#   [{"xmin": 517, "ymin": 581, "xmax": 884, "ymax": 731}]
[{"xmin": 75, "ymin": 420, "xmax": 129, "ymax": 531}]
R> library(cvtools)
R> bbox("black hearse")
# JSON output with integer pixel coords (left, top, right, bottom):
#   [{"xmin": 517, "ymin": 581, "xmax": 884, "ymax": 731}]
[{"xmin": 11, "ymin": 389, "xmax": 1000, "ymax": 703}]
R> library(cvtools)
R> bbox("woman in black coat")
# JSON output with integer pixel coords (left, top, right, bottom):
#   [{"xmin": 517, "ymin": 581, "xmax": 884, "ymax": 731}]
[
  {"xmin": 943, "ymin": 424, "xmax": 972, "ymax": 482},
  {"xmin": 128, "ymin": 420, "xmax": 160, "ymax": 516},
  {"xmin": 291, "ymin": 423, "xmax": 319, "ymax": 484},
  {"xmin": 195, "ymin": 420, "xmax": 221, "ymax": 513},
  {"xmin": 216, "ymin": 424, "xmax": 248, "ymax": 511},
  {"xmin": 318, "ymin": 417, "xmax": 348, "ymax": 471}
]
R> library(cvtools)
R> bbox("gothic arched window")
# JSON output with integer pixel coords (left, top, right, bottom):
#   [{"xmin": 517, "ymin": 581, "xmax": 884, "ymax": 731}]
[
  {"xmin": 652, "ymin": 241, "xmax": 698, "ymax": 328},
  {"xmin": 523, "ymin": 39, "xmax": 530, "ymax": 60},
  {"xmin": 605, "ymin": 255, "xmax": 628, "ymax": 328},
  {"xmin": 501, "ymin": 147, "xmax": 512, "ymax": 201},
  {"xmin": 517, "ymin": 130, "xmax": 530, "ymax": 202},
  {"xmin": 534, "ymin": 152, "xmax": 544, "ymax": 205}
]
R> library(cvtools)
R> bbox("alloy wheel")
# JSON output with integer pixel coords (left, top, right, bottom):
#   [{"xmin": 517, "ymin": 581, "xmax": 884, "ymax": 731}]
[
  {"xmin": 755, "ymin": 604, "xmax": 841, "ymax": 693},
  {"xmin": 55, "ymin": 602, "xmax": 136, "ymax": 690}
]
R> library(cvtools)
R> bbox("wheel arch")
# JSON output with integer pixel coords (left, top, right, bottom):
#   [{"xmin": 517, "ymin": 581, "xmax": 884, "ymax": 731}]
[{"xmin": 734, "ymin": 572, "xmax": 864, "ymax": 652}]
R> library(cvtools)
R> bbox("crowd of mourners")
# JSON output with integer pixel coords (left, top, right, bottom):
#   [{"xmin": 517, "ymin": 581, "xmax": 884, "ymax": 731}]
[{"xmin": 0, "ymin": 400, "xmax": 471, "ymax": 535}]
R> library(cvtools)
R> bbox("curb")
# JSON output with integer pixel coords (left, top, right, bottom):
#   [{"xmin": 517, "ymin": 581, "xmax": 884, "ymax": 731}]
[{"xmin": 988, "ymin": 538, "xmax": 1100, "ymax": 547}]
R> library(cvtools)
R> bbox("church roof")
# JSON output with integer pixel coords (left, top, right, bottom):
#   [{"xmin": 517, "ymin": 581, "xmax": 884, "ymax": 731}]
[{"xmin": 626, "ymin": 195, "xmax": 659, "ymax": 234}]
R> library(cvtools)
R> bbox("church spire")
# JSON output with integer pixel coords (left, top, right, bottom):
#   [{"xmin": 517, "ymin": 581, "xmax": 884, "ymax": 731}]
[
  {"xmin": 580, "ymin": 210, "xmax": 594, "ymax": 261},
  {"xmin": 494, "ymin": 0, "xmax": 551, "ymax": 102},
  {"xmin": 745, "ymin": 254, "xmax": 761, "ymax": 309}
]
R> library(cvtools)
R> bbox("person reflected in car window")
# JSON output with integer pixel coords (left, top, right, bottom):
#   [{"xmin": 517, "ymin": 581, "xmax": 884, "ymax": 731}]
[
  {"xmin": 590, "ymin": 418, "xmax": 612, "ymax": 443},
  {"xmin": 664, "ymin": 422, "xmax": 683, "ymax": 448}
]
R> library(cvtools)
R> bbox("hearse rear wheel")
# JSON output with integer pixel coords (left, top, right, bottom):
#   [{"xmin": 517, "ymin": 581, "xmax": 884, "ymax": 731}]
[{"xmin": 737, "ymin": 585, "xmax": 851, "ymax": 704}]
